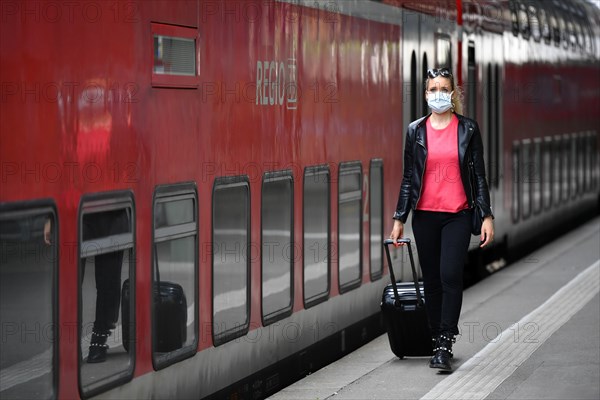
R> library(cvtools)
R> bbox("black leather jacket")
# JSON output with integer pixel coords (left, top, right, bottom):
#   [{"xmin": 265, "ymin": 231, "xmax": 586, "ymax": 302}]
[{"xmin": 393, "ymin": 113, "xmax": 494, "ymax": 223}]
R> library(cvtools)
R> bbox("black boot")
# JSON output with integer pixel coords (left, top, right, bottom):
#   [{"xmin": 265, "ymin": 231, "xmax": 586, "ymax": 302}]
[
  {"xmin": 87, "ymin": 331, "xmax": 109, "ymax": 363},
  {"xmin": 429, "ymin": 333, "xmax": 455, "ymax": 371}
]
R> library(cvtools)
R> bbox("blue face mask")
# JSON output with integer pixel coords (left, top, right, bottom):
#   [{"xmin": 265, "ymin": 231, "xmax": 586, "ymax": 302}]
[{"xmin": 427, "ymin": 91, "xmax": 453, "ymax": 113}]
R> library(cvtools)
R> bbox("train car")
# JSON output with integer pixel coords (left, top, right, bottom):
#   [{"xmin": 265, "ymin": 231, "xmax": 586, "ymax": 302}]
[{"xmin": 1, "ymin": 0, "xmax": 598, "ymax": 399}]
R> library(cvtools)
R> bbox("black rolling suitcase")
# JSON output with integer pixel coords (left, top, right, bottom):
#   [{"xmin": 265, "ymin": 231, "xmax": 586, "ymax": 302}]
[
  {"xmin": 121, "ymin": 257, "xmax": 187, "ymax": 353},
  {"xmin": 381, "ymin": 238, "xmax": 432, "ymax": 358}
]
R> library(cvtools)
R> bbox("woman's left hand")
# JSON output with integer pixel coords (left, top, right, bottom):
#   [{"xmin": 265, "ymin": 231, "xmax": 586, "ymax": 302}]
[{"xmin": 480, "ymin": 216, "xmax": 494, "ymax": 248}]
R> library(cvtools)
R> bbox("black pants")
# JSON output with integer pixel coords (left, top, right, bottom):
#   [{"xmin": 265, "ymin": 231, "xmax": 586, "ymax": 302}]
[
  {"xmin": 83, "ymin": 210, "xmax": 128, "ymax": 334},
  {"xmin": 412, "ymin": 209, "xmax": 472, "ymax": 336}
]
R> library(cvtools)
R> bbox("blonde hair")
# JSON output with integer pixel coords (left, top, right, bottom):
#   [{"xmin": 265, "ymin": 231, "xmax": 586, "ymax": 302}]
[{"xmin": 425, "ymin": 70, "xmax": 464, "ymax": 115}]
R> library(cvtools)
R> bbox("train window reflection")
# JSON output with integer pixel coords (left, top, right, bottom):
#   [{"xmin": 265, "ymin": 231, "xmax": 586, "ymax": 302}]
[
  {"xmin": 79, "ymin": 195, "xmax": 134, "ymax": 397},
  {"xmin": 561, "ymin": 135, "xmax": 570, "ymax": 202},
  {"xmin": 152, "ymin": 184, "xmax": 198, "ymax": 368},
  {"xmin": 369, "ymin": 160, "xmax": 383, "ymax": 281},
  {"xmin": 303, "ymin": 166, "xmax": 330, "ymax": 307},
  {"xmin": 261, "ymin": 172, "xmax": 293, "ymax": 324},
  {"xmin": 532, "ymin": 139, "xmax": 542, "ymax": 215},
  {"xmin": 212, "ymin": 177, "xmax": 250, "ymax": 346},
  {"xmin": 338, "ymin": 162, "xmax": 362, "ymax": 292},
  {"xmin": 0, "ymin": 205, "xmax": 57, "ymax": 400}
]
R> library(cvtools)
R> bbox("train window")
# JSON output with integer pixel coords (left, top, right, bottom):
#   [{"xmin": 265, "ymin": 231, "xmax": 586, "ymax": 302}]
[
  {"xmin": 422, "ymin": 53, "xmax": 429, "ymax": 117},
  {"xmin": 261, "ymin": 172, "xmax": 293, "ymax": 325},
  {"xmin": 338, "ymin": 162, "xmax": 362, "ymax": 293},
  {"xmin": 590, "ymin": 132, "xmax": 599, "ymax": 191},
  {"xmin": 552, "ymin": 135, "xmax": 562, "ymax": 207},
  {"xmin": 561, "ymin": 135, "xmax": 570, "ymax": 203},
  {"xmin": 539, "ymin": 9, "xmax": 551, "ymax": 44},
  {"xmin": 152, "ymin": 184, "xmax": 198, "ymax": 369},
  {"xmin": 511, "ymin": 142, "xmax": 520, "ymax": 223},
  {"xmin": 542, "ymin": 137, "xmax": 553, "ymax": 211},
  {"xmin": 584, "ymin": 132, "xmax": 593, "ymax": 192},
  {"xmin": 558, "ymin": 16, "xmax": 568, "ymax": 49},
  {"xmin": 529, "ymin": 6, "xmax": 541, "ymax": 42},
  {"xmin": 532, "ymin": 138, "xmax": 542, "ymax": 215},
  {"xmin": 303, "ymin": 166, "xmax": 330, "ymax": 307},
  {"xmin": 212, "ymin": 177, "xmax": 250, "ymax": 346},
  {"xmin": 577, "ymin": 133, "xmax": 586, "ymax": 196},
  {"xmin": 549, "ymin": 12, "xmax": 560, "ymax": 46},
  {"xmin": 410, "ymin": 51, "xmax": 417, "ymax": 123},
  {"xmin": 151, "ymin": 23, "xmax": 199, "ymax": 88},
  {"xmin": 518, "ymin": 3, "xmax": 530, "ymax": 40},
  {"xmin": 510, "ymin": 1, "xmax": 519, "ymax": 37},
  {"xmin": 435, "ymin": 35, "xmax": 451, "ymax": 70},
  {"xmin": 521, "ymin": 139, "xmax": 531, "ymax": 220},
  {"xmin": 467, "ymin": 42, "xmax": 476, "ymax": 120},
  {"xmin": 0, "ymin": 203, "xmax": 57, "ymax": 400},
  {"xmin": 567, "ymin": 20, "xmax": 577, "ymax": 50},
  {"xmin": 571, "ymin": 134, "xmax": 579, "ymax": 199},
  {"xmin": 79, "ymin": 194, "xmax": 134, "ymax": 397},
  {"xmin": 369, "ymin": 160, "xmax": 384, "ymax": 281}
]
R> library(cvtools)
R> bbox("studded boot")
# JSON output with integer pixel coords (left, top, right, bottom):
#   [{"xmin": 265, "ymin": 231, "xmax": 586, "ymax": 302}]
[
  {"xmin": 429, "ymin": 333, "xmax": 455, "ymax": 371},
  {"xmin": 87, "ymin": 330, "xmax": 110, "ymax": 363}
]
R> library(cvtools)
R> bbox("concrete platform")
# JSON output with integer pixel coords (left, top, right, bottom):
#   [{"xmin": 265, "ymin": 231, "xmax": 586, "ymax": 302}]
[{"xmin": 268, "ymin": 216, "xmax": 600, "ymax": 400}]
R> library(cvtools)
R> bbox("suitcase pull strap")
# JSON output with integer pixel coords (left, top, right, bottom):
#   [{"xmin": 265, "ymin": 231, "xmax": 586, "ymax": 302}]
[{"xmin": 383, "ymin": 238, "xmax": 424, "ymax": 308}]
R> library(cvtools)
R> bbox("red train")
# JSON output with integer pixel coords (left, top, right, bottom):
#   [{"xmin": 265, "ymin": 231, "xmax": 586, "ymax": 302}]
[{"xmin": 1, "ymin": 0, "xmax": 598, "ymax": 399}]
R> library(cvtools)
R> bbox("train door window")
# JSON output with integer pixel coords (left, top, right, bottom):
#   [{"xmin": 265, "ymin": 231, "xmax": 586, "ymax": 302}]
[
  {"xmin": 511, "ymin": 142, "xmax": 520, "ymax": 223},
  {"xmin": 212, "ymin": 177, "xmax": 250, "ymax": 346},
  {"xmin": 79, "ymin": 194, "xmax": 134, "ymax": 397},
  {"xmin": 543, "ymin": 137, "xmax": 553, "ymax": 210},
  {"xmin": 561, "ymin": 135, "xmax": 570, "ymax": 203},
  {"xmin": 521, "ymin": 139, "xmax": 531, "ymax": 220},
  {"xmin": 152, "ymin": 184, "xmax": 197, "ymax": 369},
  {"xmin": 369, "ymin": 160, "xmax": 384, "ymax": 281},
  {"xmin": 261, "ymin": 172, "xmax": 293, "ymax": 325},
  {"xmin": 303, "ymin": 166, "xmax": 330, "ymax": 307},
  {"xmin": 492, "ymin": 65, "xmax": 501, "ymax": 189},
  {"xmin": 532, "ymin": 138, "xmax": 542, "ymax": 215},
  {"xmin": 552, "ymin": 135, "xmax": 562, "ymax": 207},
  {"xmin": 410, "ymin": 51, "xmax": 417, "ymax": 123},
  {"xmin": 422, "ymin": 53, "xmax": 429, "ymax": 117},
  {"xmin": 467, "ymin": 42, "xmax": 476, "ymax": 119},
  {"xmin": 338, "ymin": 162, "xmax": 362, "ymax": 293},
  {"xmin": 435, "ymin": 35, "xmax": 451, "ymax": 69},
  {"xmin": 0, "ymin": 203, "xmax": 57, "ymax": 399}
]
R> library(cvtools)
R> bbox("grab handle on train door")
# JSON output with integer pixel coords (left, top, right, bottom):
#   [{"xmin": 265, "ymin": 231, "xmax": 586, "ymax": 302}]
[{"xmin": 383, "ymin": 238, "xmax": 424, "ymax": 308}]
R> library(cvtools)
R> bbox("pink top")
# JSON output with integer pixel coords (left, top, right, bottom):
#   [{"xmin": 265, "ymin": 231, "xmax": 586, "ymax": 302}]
[{"xmin": 417, "ymin": 115, "xmax": 469, "ymax": 213}]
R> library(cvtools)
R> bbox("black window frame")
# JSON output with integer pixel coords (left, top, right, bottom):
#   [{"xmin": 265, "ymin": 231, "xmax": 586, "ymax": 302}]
[{"xmin": 369, "ymin": 159, "xmax": 384, "ymax": 281}]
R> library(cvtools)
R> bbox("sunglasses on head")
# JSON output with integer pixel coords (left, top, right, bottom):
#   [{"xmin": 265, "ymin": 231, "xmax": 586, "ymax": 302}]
[{"xmin": 427, "ymin": 68, "xmax": 452, "ymax": 78}]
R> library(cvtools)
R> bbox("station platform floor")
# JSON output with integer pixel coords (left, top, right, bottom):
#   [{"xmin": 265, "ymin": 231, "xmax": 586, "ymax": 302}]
[{"xmin": 269, "ymin": 216, "xmax": 600, "ymax": 400}]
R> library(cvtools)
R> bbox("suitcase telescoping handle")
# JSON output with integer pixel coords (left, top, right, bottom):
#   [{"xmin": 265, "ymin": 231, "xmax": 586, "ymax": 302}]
[{"xmin": 383, "ymin": 238, "xmax": 424, "ymax": 308}]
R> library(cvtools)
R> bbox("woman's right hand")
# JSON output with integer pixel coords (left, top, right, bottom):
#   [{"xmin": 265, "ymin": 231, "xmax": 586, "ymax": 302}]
[{"xmin": 389, "ymin": 219, "xmax": 404, "ymax": 246}]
